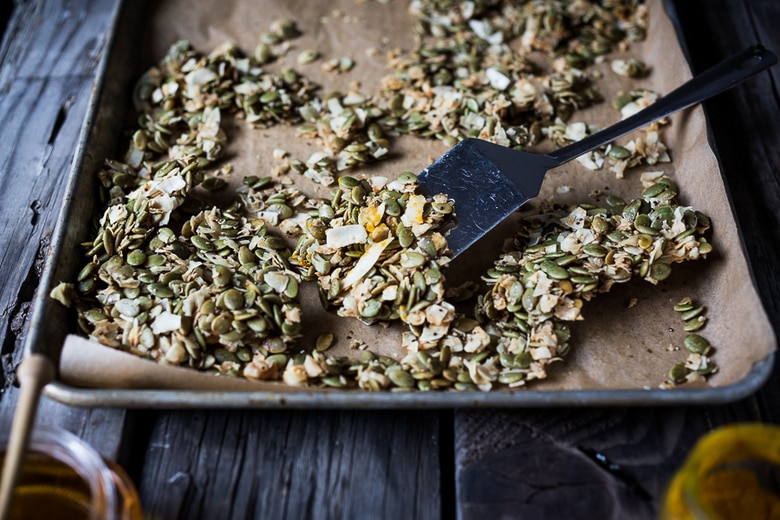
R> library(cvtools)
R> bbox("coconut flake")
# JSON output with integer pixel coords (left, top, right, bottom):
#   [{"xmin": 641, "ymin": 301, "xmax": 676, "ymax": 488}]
[
  {"xmin": 342, "ymin": 237, "xmax": 393, "ymax": 288},
  {"xmin": 151, "ymin": 311, "xmax": 182, "ymax": 334},
  {"xmin": 326, "ymin": 224, "xmax": 368, "ymax": 248},
  {"xmin": 486, "ymin": 67, "xmax": 511, "ymax": 90}
]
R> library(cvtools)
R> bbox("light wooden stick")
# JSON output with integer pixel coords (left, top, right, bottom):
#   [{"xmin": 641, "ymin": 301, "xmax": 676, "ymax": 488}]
[{"xmin": 0, "ymin": 354, "xmax": 56, "ymax": 519}]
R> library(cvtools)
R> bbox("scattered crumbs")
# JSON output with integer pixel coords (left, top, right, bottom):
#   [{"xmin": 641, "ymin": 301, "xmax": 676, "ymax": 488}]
[{"xmin": 350, "ymin": 340, "xmax": 368, "ymax": 350}]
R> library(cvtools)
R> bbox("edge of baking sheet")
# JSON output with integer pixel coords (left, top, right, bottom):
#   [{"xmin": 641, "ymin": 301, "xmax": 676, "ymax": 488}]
[{"xmin": 28, "ymin": 0, "xmax": 775, "ymax": 409}]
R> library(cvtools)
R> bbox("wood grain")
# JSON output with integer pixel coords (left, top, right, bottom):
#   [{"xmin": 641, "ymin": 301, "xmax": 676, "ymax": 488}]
[
  {"xmin": 127, "ymin": 410, "xmax": 442, "ymax": 520},
  {"xmin": 0, "ymin": 0, "xmax": 126, "ymax": 458}
]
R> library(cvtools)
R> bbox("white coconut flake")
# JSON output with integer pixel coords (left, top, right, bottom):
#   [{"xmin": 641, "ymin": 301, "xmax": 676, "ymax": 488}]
[
  {"xmin": 151, "ymin": 311, "xmax": 182, "ymax": 335},
  {"xmin": 486, "ymin": 67, "xmax": 511, "ymax": 90},
  {"xmin": 565, "ymin": 122, "xmax": 588, "ymax": 141},
  {"xmin": 342, "ymin": 237, "xmax": 393, "ymax": 288},
  {"xmin": 264, "ymin": 271, "xmax": 290, "ymax": 293},
  {"xmin": 326, "ymin": 224, "xmax": 368, "ymax": 248}
]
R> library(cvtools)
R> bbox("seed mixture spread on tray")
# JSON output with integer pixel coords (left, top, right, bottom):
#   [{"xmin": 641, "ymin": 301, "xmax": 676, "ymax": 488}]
[{"xmin": 51, "ymin": 0, "xmax": 719, "ymax": 391}]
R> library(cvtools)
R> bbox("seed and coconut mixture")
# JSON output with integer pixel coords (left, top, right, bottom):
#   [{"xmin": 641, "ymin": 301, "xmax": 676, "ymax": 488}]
[{"xmin": 50, "ymin": 0, "xmax": 717, "ymax": 391}]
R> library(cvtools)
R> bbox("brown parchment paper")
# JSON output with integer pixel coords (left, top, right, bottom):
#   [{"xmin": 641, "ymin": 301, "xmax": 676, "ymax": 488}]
[{"xmin": 59, "ymin": 0, "xmax": 775, "ymax": 393}]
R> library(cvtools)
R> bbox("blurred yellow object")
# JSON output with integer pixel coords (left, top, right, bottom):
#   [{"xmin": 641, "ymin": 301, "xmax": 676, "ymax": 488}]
[
  {"xmin": 0, "ymin": 427, "xmax": 142, "ymax": 520},
  {"xmin": 662, "ymin": 423, "xmax": 780, "ymax": 520}
]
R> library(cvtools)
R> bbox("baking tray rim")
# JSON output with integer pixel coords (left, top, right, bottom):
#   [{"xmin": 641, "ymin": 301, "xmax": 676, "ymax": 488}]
[{"xmin": 40, "ymin": 353, "xmax": 774, "ymax": 408}]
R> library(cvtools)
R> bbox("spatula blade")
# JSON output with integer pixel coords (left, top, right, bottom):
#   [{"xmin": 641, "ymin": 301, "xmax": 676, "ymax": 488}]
[{"xmin": 417, "ymin": 138, "xmax": 551, "ymax": 258}]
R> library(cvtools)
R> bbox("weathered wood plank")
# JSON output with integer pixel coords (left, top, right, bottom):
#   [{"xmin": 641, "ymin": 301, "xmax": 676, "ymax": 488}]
[
  {"xmin": 0, "ymin": 0, "xmax": 127, "ymax": 458},
  {"xmin": 129, "ymin": 410, "xmax": 442, "ymax": 520},
  {"xmin": 454, "ymin": 1, "xmax": 780, "ymax": 518}
]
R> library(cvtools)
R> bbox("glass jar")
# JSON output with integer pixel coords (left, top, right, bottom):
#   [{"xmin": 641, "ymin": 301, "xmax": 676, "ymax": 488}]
[
  {"xmin": 662, "ymin": 423, "xmax": 780, "ymax": 520},
  {"xmin": 1, "ymin": 427, "xmax": 142, "ymax": 520}
]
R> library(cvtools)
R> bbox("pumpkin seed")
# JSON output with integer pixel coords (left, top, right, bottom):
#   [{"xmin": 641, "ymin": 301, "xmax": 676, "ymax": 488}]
[
  {"xmin": 669, "ymin": 363, "xmax": 690, "ymax": 383},
  {"xmin": 540, "ymin": 260, "xmax": 569, "ymax": 280},
  {"xmin": 649, "ymin": 262, "xmax": 671, "ymax": 281},
  {"xmin": 680, "ymin": 305, "xmax": 705, "ymax": 321},
  {"xmin": 684, "ymin": 316, "xmax": 707, "ymax": 332},
  {"xmin": 684, "ymin": 334, "xmax": 711, "ymax": 355},
  {"xmin": 386, "ymin": 366, "xmax": 415, "ymax": 388},
  {"xmin": 582, "ymin": 244, "xmax": 608, "ymax": 257},
  {"xmin": 222, "ymin": 289, "xmax": 245, "ymax": 310}
]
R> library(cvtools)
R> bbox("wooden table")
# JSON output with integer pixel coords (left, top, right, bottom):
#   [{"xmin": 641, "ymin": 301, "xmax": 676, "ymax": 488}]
[{"xmin": 1, "ymin": 1, "xmax": 779, "ymax": 518}]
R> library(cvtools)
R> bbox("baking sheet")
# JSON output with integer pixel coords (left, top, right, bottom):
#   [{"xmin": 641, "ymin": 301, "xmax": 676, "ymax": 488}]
[{"xmin": 27, "ymin": 0, "xmax": 776, "ymax": 407}]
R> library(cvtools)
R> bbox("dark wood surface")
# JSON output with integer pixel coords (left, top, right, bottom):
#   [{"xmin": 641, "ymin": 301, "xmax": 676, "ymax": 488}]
[{"xmin": 1, "ymin": 1, "xmax": 779, "ymax": 519}]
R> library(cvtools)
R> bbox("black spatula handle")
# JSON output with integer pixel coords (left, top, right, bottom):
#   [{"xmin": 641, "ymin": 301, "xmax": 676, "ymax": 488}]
[{"xmin": 547, "ymin": 45, "xmax": 777, "ymax": 166}]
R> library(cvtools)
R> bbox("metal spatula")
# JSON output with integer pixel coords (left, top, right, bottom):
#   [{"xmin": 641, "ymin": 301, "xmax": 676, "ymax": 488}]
[{"xmin": 417, "ymin": 45, "xmax": 776, "ymax": 258}]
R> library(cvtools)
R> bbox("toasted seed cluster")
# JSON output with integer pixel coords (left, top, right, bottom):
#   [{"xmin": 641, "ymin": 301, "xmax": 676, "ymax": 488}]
[
  {"xmin": 475, "ymin": 176, "xmax": 712, "ymax": 385},
  {"xmin": 291, "ymin": 173, "xmax": 454, "ymax": 350},
  {"xmin": 381, "ymin": 0, "xmax": 647, "ymax": 148},
  {"xmin": 286, "ymin": 92, "xmax": 392, "ymax": 186},
  {"xmin": 236, "ymin": 175, "xmax": 310, "ymax": 235},
  {"xmin": 56, "ymin": 30, "xmax": 325, "ymax": 377},
  {"xmin": 51, "ymin": 2, "xmax": 720, "ymax": 391},
  {"xmin": 60, "ymin": 196, "xmax": 304, "ymax": 375}
]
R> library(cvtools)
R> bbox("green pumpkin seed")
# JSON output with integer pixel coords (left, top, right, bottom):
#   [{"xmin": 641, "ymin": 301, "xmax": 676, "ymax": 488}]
[
  {"xmin": 148, "ymin": 283, "xmax": 174, "ymax": 299},
  {"xmin": 397, "ymin": 172, "xmax": 417, "ymax": 184},
  {"xmin": 265, "ymin": 337, "xmax": 287, "ymax": 354},
  {"xmin": 432, "ymin": 202, "xmax": 453, "ymax": 214},
  {"xmin": 360, "ymin": 298, "xmax": 382, "ymax": 319},
  {"xmin": 386, "ymin": 366, "xmax": 415, "ymax": 388},
  {"xmin": 684, "ymin": 316, "xmax": 707, "ymax": 332},
  {"xmin": 397, "ymin": 227, "xmax": 416, "ymax": 256},
  {"xmin": 669, "ymin": 363, "xmax": 690, "ymax": 383},
  {"xmin": 400, "ymin": 251, "xmax": 426, "ymax": 268},
  {"xmin": 222, "ymin": 289, "xmax": 245, "ymax": 310},
  {"xmin": 215, "ymin": 348, "xmax": 239, "ymax": 364},
  {"xmin": 211, "ymin": 314, "xmax": 233, "ymax": 335},
  {"xmin": 540, "ymin": 260, "xmax": 569, "ymax": 279},
  {"xmin": 642, "ymin": 182, "xmax": 667, "ymax": 199},
  {"xmin": 680, "ymin": 305, "xmax": 705, "ymax": 321},
  {"xmin": 649, "ymin": 262, "xmax": 671, "ymax": 281},
  {"xmin": 126, "ymin": 250, "xmax": 147, "ymax": 267},
  {"xmin": 684, "ymin": 334, "xmax": 711, "ymax": 355},
  {"xmin": 582, "ymin": 244, "xmax": 608, "ymax": 257},
  {"xmin": 607, "ymin": 145, "xmax": 630, "ymax": 160},
  {"xmin": 316, "ymin": 333, "xmax": 335, "ymax": 352},
  {"xmin": 673, "ymin": 297, "xmax": 695, "ymax": 312}
]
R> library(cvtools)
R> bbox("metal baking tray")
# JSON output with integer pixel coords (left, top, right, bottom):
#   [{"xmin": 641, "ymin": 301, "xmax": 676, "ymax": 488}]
[{"xmin": 26, "ymin": 0, "xmax": 775, "ymax": 408}]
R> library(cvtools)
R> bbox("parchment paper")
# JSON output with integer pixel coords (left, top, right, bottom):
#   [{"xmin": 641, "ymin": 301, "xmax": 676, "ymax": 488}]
[{"xmin": 59, "ymin": 0, "xmax": 776, "ymax": 392}]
